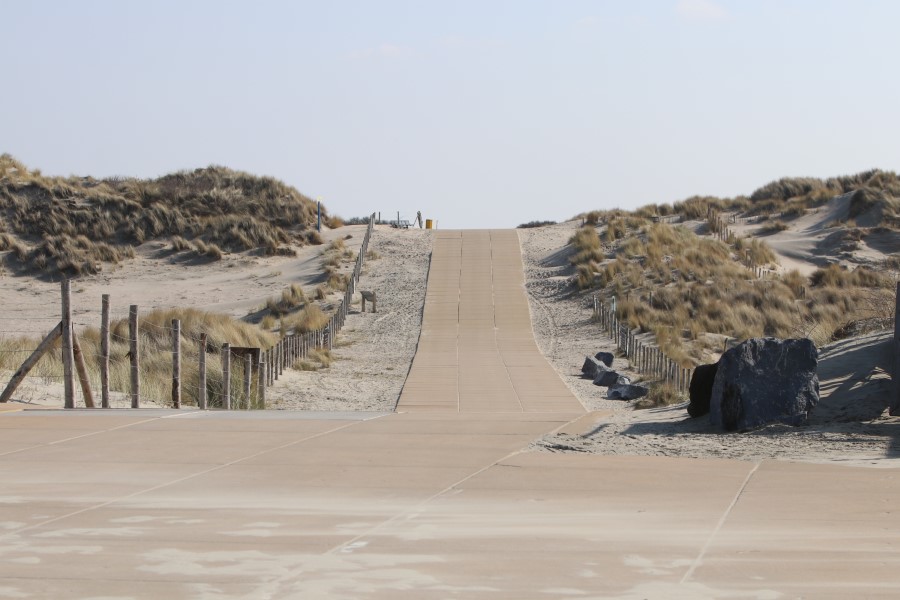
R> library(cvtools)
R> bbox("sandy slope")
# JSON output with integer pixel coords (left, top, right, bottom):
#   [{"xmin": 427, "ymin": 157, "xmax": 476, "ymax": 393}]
[
  {"xmin": 266, "ymin": 227, "xmax": 431, "ymax": 411},
  {"xmin": 0, "ymin": 225, "xmax": 367, "ymax": 336},
  {"xmin": 728, "ymin": 193, "xmax": 900, "ymax": 275},
  {"xmin": 518, "ymin": 220, "xmax": 900, "ymax": 467}
]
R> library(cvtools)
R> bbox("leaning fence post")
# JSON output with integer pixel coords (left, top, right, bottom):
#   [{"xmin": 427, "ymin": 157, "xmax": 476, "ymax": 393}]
[
  {"xmin": 72, "ymin": 333, "xmax": 95, "ymax": 408},
  {"xmin": 100, "ymin": 294, "xmax": 110, "ymax": 408},
  {"xmin": 129, "ymin": 304, "xmax": 139, "ymax": 409},
  {"xmin": 61, "ymin": 278, "xmax": 75, "ymax": 409},
  {"xmin": 222, "ymin": 343, "xmax": 231, "ymax": 410},
  {"xmin": 172, "ymin": 319, "xmax": 181, "ymax": 409},
  {"xmin": 198, "ymin": 333, "xmax": 207, "ymax": 409},
  {"xmin": 0, "ymin": 323, "xmax": 62, "ymax": 404}
]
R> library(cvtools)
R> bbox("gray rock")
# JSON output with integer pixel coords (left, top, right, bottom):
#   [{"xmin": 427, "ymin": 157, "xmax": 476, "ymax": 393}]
[
  {"xmin": 592, "ymin": 366, "xmax": 632, "ymax": 387},
  {"xmin": 594, "ymin": 352, "xmax": 614, "ymax": 368},
  {"xmin": 606, "ymin": 384, "xmax": 649, "ymax": 400},
  {"xmin": 593, "ymin": 367, "xmax": 619, "ymax": 387},
  {"xmin": 581, "ymin": 356, "xmax": 602, "ymax": 379},
  {"xmin": 710, "ymin": 337, "xmax": 819, "ymax": 431},
  {"xmin": 687, "ymin": 363, "xmax": 718, "ymax": 418}
]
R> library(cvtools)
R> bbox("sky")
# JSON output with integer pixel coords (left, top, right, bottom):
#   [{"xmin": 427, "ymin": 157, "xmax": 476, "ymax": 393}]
[{"xmin": 2, "ymin": 0, "xmax": 899, "ymax": 228}]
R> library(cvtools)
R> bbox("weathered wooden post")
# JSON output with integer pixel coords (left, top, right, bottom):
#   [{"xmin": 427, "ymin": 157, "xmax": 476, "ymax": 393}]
[
  {"xmin": 243, "ymin": 353, "xmax": 252, "ymax": 410},
  {"xmin": 222, "ymin": 343, "xmax": 231, "ymax": 410},
  {"xmin": 891, "ymin": 282, "xmax": 900, "ymax": 416},
  {"xmin": 61, "ymin": 278, "xmax": 75, "ymax": 409},
  {"xmin": 329, "ymin": 317, "xmax": 334, "ymax": 350},
  {"xmin": 172, "ymin": 319, "xmax": 181, "ymax": 409},
  {"xmin": 274, "ymin": 341, "xmax": 280, "ymax": 376},
  {"xmin": 0, "ymin": 323, "xmax": 62, "ymax": 404},
  {"xmin": 129, "ymin": 304, "xmax": 139, "ymax": 409},
  {"xmin": 100, "ymin": 294, "xmax": 110, "ymax": 408},
  {"xmin": 72, "ymin": 334, "xmax": 94, "ymax": 408},
  {"xmin": 258, "ymin": 353, "xmax": 266, "ymax": 409},
  {"xmin": 198, "ymin": 333, "xmax": 207, "ymax": 409}
]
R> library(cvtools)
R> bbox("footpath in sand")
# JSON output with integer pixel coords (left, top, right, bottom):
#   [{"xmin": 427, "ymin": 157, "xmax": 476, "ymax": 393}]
[{"xmin": 1, "ymin": 230, "xmax": 899, "ymax": 598}]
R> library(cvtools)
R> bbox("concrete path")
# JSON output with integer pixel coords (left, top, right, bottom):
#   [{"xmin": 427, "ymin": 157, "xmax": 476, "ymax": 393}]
[
  {"xmin": 1, "ymin": 230, "xmax": 899, "ymax": 598},
  {"xmin": 398, "ymin": 230, "xmax": 583, "ymax": 413}
]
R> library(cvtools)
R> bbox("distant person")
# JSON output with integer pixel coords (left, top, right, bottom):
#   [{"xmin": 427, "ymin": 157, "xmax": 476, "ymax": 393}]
[{"xmin": 416, "ymin": 211, "xmax": 423, "ymax": 228}]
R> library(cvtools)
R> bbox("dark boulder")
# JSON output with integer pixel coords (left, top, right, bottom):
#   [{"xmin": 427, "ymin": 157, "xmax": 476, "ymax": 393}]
[
  {"xmin": 710, "ymin": 337, "xmax": 819, "ymax": 431},
  {"xmin": 594, "ymin": 352, "xmax": 615, "ymax": 368},
  {"xmin": 607, "ymin": 384, "xmax": 649, "ymax": 400},
  {"xmin": 687, "ymin": 363, "xmax": 718, "ymax": 418},
  {"xmin": 593, "ymin": 367, "xmax": 620, "ymax": 387},
  {"xmin": 581, "ymin": 356, "xmax": 602, "ymax": 379}
]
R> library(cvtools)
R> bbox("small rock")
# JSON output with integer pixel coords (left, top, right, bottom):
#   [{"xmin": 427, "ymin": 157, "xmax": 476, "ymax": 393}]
[
  {"xmin": 581, "ymin": 356, "xmax": 602, "ymax": 379},
  {"xmin": 594, "ymin": 352, "xmax": 614, "ymax": 368},
  {"xmin": 593, "ymin": 367, "xmax": 620, "ymax": 387},
  {"xmin": 593, "ymin": 369, "xmax": 631, "ymax": 387},
  {"xmin": 607, "ymin": 384, "xmax": 649, "ymax": 400}
]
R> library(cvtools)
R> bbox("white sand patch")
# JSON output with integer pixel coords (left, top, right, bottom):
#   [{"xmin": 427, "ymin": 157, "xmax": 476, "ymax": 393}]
[{"xmin": 266, "ymin": 227, "xmax": 432, "ymax": 411}]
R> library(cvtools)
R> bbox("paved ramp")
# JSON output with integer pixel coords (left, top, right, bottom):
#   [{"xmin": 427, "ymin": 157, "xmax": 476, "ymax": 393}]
[{"xmin": 398, "ymin": 230, "xmax": 583, "ymax": 413}]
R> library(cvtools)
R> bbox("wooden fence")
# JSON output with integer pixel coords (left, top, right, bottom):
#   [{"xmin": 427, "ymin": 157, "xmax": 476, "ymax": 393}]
[
  {"xmin": 0, "ymin": 213, "xmax": 377, "ymax": 410},
  {"xmin": 592, "ymin": 297, "xmax": 693, "ymax": 394}
]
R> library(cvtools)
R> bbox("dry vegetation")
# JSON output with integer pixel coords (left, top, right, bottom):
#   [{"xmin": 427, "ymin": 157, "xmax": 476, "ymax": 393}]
[
  {"xmin": 569, "ymin": 170, "xmax": 900, "ymax": 368},
  {"xmin": 0, "ymin": 154, "xmax": 340, "ymax": 276},
  {"xmin": 0, "ymin": 308, "xmax": 276, "ymax": 407}
]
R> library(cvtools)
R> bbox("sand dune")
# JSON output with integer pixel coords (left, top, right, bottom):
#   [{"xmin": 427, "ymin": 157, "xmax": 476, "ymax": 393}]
[{"xmin": 518, "ymin": 220, "xmax": 899, "ymax": 467}]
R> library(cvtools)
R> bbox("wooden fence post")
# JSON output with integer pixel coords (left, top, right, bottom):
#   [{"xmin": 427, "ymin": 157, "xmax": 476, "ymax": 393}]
[
  {"xmin": 273, "ymin": 344, "xmax": 279, "ymax": 381},
  {"xmin": 72, "ymin": 334, "xmax": 94, "ymax": 408},
  {"xmin": 198, "ymin": 333, "xmax": 207, "ymax": 409},
  {"xmin": 258, "ymin": 353, "xmax": 266, "ymax": 409},
  {"xmin": 891, "ymin": 282, "xmax": 900, "ymax": 416},
  {"xmin": 100, "ymin": 294, "xmax": 110, "ymax": 408},
  {"xmin": 222, "ymin": 343, "xmax": 231, "ymax": 410},
  {"xmin": 243, "ymin": 353, "xmax": 252, "ymax": 410},
  {"xmin": 172, "ymin": 319, "xmax": 181, "ymax": 409},
  {"xmin": 129, "ymin": 304, "xmax": 139, "ymax": 409},
  {"xmin": 0, "ymin": 323, "xmax": 62, "ymax": 404},
  {"xmin": 61, "ymin": 279, "xmax": 75, "ymax": 409}
]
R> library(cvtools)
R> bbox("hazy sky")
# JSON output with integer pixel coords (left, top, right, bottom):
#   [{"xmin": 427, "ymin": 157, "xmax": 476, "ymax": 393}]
[{"xmin": 3, "ymin": 1, "xmax": 899, "ymax": 228}]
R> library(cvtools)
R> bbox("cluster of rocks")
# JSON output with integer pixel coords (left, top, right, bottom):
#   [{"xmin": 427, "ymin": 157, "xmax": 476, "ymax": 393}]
[
  {"xmin": 688, "ymin": 337, "xmax": 820, "ymax": 431},
  {"xmin": 581, "ymin": 352, "xmax": 649, "ymax": 400}
]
